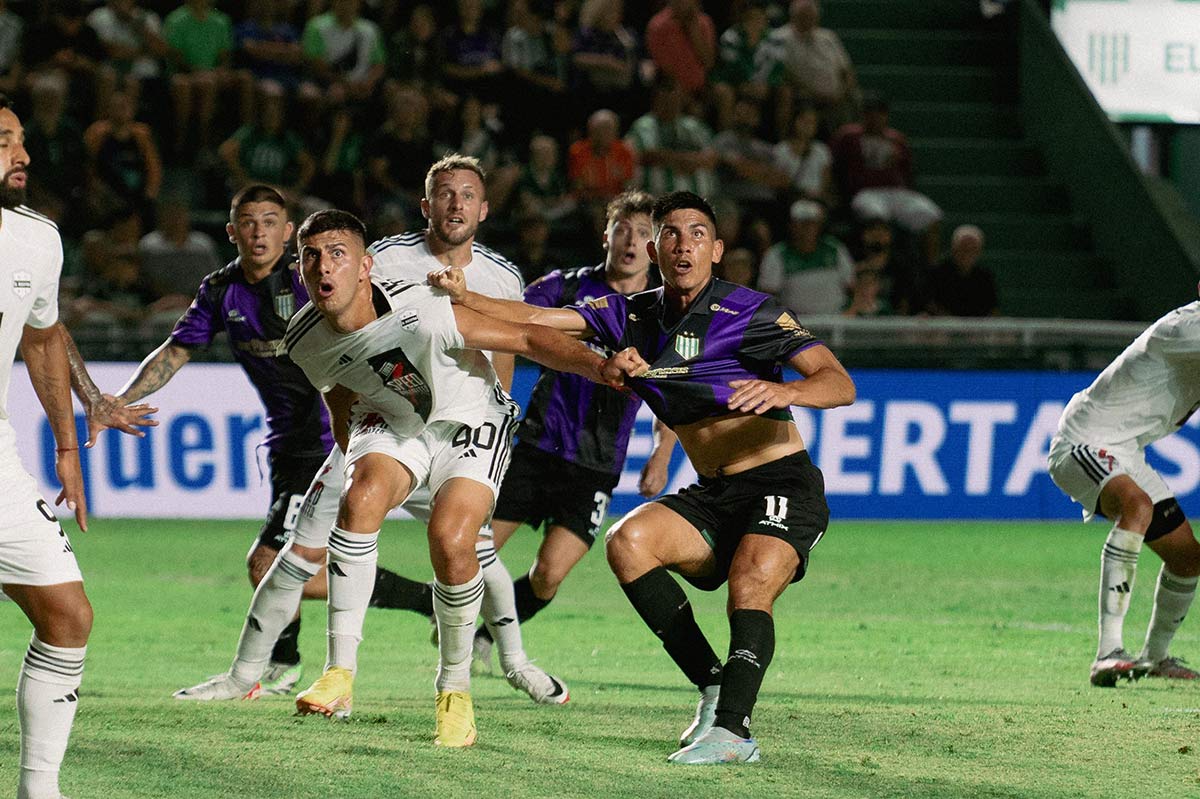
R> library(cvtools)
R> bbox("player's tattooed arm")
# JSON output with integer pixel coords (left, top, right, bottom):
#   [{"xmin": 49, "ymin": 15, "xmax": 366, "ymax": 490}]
[
  {"xmin": 321, "ymin": 383, "xmax": 357, "ymax": 453},
  {"xmin": 22, "ymin": 323, "xmax": 87, "ymax": 531},
  {"xmin": 116, "ymin": 339, "xmax": 193, "ymax": 403},
  {"xmin": 59, "ymin": 324, "xmax": 158, "ymax": 447}
]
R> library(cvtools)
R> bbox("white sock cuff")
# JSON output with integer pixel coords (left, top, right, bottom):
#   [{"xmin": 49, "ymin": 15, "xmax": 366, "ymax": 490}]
[
  {"xmin": 24, "ymin": 636, "xmax": 85, "ymax": 685},
  {"xmin": 475, "ymin": 540, "xmax": 497, "ymax": 568},
  {"xmin": 1105, "ymin": 527, "xmax": 1143, "ymax": 561},
  {"xmin": 274, "ymin": 547, "xmax": 322, "ymax": 584},
  {"xmin": 328, "ymin": 526, "xmax": 379, "ymax": 561},
  {"xmin": 434, "ymin": 570, "xmax": 484, "ymax": 608},
  {"xmin": 1161, "ymin": 566, "xmax": 1199, "ymax": 593}
]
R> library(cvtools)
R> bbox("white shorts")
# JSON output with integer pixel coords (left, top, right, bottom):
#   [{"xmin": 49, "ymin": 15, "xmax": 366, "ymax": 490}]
[
  {"xmin": 0, "ymin": 471, "xmax": 83, "ymax": 587},
  {"xmin": 1047, "ymin": 435, "xmax": 1173, "ymax": 523},
  {"xmin": 292, "ymin": 405, "xmax": 517, "ymax": 548}
]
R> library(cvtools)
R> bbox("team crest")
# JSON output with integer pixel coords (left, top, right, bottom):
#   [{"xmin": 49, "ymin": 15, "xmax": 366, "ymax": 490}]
[
  {"xmin": 674, "ymin": 331, "xmax": 700, "ymax": 360},
  {"xmin": 12, "ymin": 270, "xmax": 31, "ymax": 298},
  {"xmin": 274, "ymin": 290, "xmax": 296, "ymax": 321},
  {"xmin": 398, "ymin": 309, "xmax": 419, "ymax": 332}
]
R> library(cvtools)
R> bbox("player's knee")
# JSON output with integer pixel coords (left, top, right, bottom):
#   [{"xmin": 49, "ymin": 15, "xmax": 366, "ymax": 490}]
[
  {"xmin": 1116, "ymin": 491, "xmax": 1156, "ymax": 531},
  {"xmin": 44, "ymin": 597, "xmax": 93, "ymax": 647},
  {"xmin": 529, "ymin": 562, "xmax": 565, "ymax": 598},
  {"xmin": 604, "ymin": 520, "xmax": 654, "ymax": 576},
  {"xmin": 291, "ymin": 543, "xmax": 327, "ymax": 565}
]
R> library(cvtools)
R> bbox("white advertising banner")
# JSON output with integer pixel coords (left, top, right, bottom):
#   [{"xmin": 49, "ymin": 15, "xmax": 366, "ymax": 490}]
[{"xmin": 1052, "ymin": 0, "xmax": 1200, "ymax": 123}]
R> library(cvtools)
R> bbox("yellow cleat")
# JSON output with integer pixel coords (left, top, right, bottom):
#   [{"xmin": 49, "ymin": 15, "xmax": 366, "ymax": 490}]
[
  {"xmin": 434, "ymin": 690, "xmax": 477, "ymax": 747},
  {"xmin": 295, "ymin": 666, "xmax": 354, "ymax": 719}
]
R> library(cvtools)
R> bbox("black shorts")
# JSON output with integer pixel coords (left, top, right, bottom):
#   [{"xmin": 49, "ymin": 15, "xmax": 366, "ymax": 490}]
[
  {"xmin": 258, "ymin": 451, "xmax": 329, "ymax": 551},
  {"xmin": 657, "ymin": 450, "xmax": 829, "ymax": 591},
  {"xmin": 492, "ymin": 443, "xmax": 621, "ymax": 547}
]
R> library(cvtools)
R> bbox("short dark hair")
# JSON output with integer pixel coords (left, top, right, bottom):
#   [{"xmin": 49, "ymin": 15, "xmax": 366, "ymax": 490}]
[
  {"xmin": 0, "ymin": 93, "xmax": 12, "ymax": 112},
  {"xmin": 296, "ymin": 209, "xmax": 368, "ymax": 249},
  {"xmin": 606, "ymin": 190, "xmax": 654, "ymax": 226},
  {"xmin": 230, "ymin": 184, "xmax": 287, "ymax": 221},
  {"xmin": 651, "ymin": 191, "xmax": 718, "ymax": 231}
]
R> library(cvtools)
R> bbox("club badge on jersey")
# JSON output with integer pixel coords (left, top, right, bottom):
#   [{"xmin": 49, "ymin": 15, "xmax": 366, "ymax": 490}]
[{"xmin": 274, "ymin": 290, "xmax": 296, "ymax": 321}]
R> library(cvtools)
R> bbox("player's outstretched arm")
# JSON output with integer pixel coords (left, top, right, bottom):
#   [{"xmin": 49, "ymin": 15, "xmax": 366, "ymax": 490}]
[
  {"xmin": 452, "ymin": 304, "xmax": 643, "ymax": 387},
  {"xmin": 727, "ymin": 344, "xmax": 856, "ymax": 415},
  {"xmin": 430, "ymin": 267, "xmax": 594, "ymax": 338},
  {"xmin": 116, "ymin": 338, "xmax": 193, "ymax": 403},
  {"xmin": 21, "ymin": 324, "xmax": 87, "ymax": 531},
  {"xmin": 59, "ymin": 324, "xmax": 158, "ymax": 447}
]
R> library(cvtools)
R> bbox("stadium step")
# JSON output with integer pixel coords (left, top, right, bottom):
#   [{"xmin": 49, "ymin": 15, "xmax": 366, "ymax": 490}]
[
  {"xmin": 941, "ymin": 212, "xmax": 1092, "ymax": 251},
  {"xmin": 912, "ymin": 138, "xmax": 1043, "ymax": 177},
  {"xmin": 857, "ymin": 65, "xmax": 1017, "ymax": 104},
  {"xmin": 840, "ymin": 29, "xmax": 1007, "ymax": 67},
  {"xmin": 917, "ymin": 175, "xmax": 1071, "ymax": 214},
  {"xmin": 1001, "ymin": 286, "xmax": 1131, "ymax": 320},
  {"xmin": 985, "ymin": 250, "xmax": 1115, "ymax": 289},
  {"xmin": 887, "ymin": 102, "xmax": 1022, "ymax": 139},
  {"xmin": 822, "ymin": 0, "xmax": 985, "ymax": 31}
]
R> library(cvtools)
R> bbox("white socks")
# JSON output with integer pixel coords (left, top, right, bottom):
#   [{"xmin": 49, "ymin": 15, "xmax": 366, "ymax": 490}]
[
  {"xmin": 326, "ymin": 526, "xmax": 378, "ymax": 673},
  {"xmin": 433, "ymin": 569, "xmax": 485, "ymax": 693},
  {"xmin": 230, "ymin": 543, "xmax": 320, "ymax": 686},
  {"xmin": 1141, "ymin": 566, "xmax": 1198, "ymax": 663},
  {"xmin": 476, "ymin": 539, "xmax": 528, "ymax": 672},
  {"xmin": 1098, "ymin": 527, "xmax": 1142, "ymax": 656},
  {"xmin": 18, "ymin": 635, "xmax": 85, "ymax": 799}
]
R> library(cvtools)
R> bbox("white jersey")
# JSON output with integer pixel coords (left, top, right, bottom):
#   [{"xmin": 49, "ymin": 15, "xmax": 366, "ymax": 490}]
[
  {"xmin": 283, "ymin": 277, "xmax": 503, "ymax": 439},
  {"xmin": 1058, "ymin": 302, "xmax": 1200, "ymax": 450},
  {"xmin": 368, "ymin": 230, "xmax": 524, "ymax": 302},
  {"xmin": 0, "ymin": 206, "xmax": 62, "ymax": 453}
]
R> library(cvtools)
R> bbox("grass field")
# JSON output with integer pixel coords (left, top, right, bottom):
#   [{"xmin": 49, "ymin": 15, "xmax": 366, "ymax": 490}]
[{"xmin": 0, "ymin": 519, "xmax": 1195, "ymax": 798}]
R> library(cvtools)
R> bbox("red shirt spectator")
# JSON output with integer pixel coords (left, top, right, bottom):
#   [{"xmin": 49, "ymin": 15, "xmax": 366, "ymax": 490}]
[
  {"xmin": 568, "ymin": 108, "xmax": 634, "ymax": 201},
  {"xmin": 831, "ymin": 123, "xmax": 913, "ymax": 197},
  {"xmin": 645, "ymin": 0, "xmax": 715, "ymax": 95}
]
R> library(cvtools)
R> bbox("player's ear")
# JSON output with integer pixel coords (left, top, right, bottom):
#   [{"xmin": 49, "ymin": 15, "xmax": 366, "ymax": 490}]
[
  {"xmin": 420, "ymin": 198, "xmax": 431, "ymax": 220},
  {"xmin": 226, "ymin": 222, "xmax": 235, "ymax": 244},
  {"xmin": 361, "ymin": 253, "xmax": 373, "ymax": 281},
  {"xmin": 478, "ymin": 199, "xmax": 489, "ymax": 224},
  {"xmin": 602, "ymin": 228, "xmax": 610, "ymax": 251},
  {"xmin": 284, "ymin": 221, "xmax": 295, "ymax": 241},
  {"xmin": 711, "ymin": 238, "xmax": 724, "ymax": 264},
  {"xmin": 646, "ymin": 239, "xmax": 658, "ymax": 264}
]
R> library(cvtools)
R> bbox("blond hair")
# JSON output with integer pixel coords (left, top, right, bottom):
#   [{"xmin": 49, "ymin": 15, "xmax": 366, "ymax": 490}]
[{"xmin": 424, "ymin": 153, "xmax": 488, "ymax": 201}]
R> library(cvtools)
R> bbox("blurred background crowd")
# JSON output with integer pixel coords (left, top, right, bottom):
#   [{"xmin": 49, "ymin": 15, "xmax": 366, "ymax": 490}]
[{"xmin": 0, "ymin": 0, "xmax": 1006, "ymax": 344}]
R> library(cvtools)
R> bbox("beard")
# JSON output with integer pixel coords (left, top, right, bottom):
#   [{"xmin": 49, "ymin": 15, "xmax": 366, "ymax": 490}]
[
  {"xmin": 431, "ymin": 217, "xmax": 477, "ymax": 248},
  {"xmin": 0, "ymin": 170, "xmax": 27, "ymax": 208}
]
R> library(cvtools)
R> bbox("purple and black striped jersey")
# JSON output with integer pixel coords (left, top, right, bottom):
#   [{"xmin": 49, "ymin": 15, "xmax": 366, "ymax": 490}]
[
  {"xmin": 170, "ymin": 256, "xmax": 333, "ymax": 457},
  {"xmin": 574, "ymin": 278, "xmax": 822, "ymax": 429},
  {"xmin": 519, "ymin": 263, "xmax": 661, "ymax": 476}
]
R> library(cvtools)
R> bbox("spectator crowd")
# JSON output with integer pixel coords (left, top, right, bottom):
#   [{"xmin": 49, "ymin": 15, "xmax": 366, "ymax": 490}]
[{"xmin": 1, "ymin": 0, "xmax": 999, "ymax": 343}]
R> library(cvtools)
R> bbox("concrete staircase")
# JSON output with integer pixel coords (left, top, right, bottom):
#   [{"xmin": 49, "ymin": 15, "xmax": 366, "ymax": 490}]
[{"xmin": 823, "ymin": 0, "xmax": 1126, "ymax": 319}]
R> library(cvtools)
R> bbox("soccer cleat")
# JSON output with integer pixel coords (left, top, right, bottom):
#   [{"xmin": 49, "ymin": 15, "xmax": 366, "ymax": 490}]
[
  {"xmin": 505, "ymin": 662, "xmax": 569, "ymax": 705},
  {"xmin": 1090, "ymin": 648, "xmax": 1147, "ymax": 687},
  {"xmin": 1143, "ymin": 655, "xmax": 1200, "ymax": 680},
  {"xmin": 667, "ymin": 726, "xmax": 761, "ymax": 765},
  {"xmin": 434, "ymin": 690, "xmax": 477, "ymax": 747},
  {"xmin": 260, "ymin": 661, "xmax": 303, "ymax": 696},
  {"xmin": 470, "ymin": 633, "xmax": 493, "ymax": 676},
  {"xmin": 680, "ymin": 685, "xmax": 720, "ymax": 747},
  {"xmin": 295, "ymin": 666, "xmax": 353, "ymax": 719},
  {"xmin": 173, "ymin": 672, "xmax": 260, "ymax": 701}
]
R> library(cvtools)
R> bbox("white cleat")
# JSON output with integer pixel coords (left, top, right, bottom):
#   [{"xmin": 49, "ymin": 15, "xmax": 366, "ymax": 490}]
[
  {"xmin": 505, "ymin": 662, "xmax": 569, "ymax": 705},
  {"xmin": 679, "ymin": 685, "xmax": 720, "ymax": 747},
  {"xmin": 668, "ymin": 726, "xmax": 761, "ymax": 765},
  {"xmin": 173, "ymin": 672, "xmax": 260, "ymax": 701}
]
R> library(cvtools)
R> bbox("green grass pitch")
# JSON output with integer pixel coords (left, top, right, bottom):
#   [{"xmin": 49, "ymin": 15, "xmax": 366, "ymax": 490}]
[{"xmin": 0, "ymin": 519, "xmax": 1195, "ymax": 798}]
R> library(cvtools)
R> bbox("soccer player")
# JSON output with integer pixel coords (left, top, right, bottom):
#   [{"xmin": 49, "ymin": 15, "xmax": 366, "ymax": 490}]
[
  {"xmin": 1048, "ymin": 301, "xmax": 1200, "ymax": 686},
  {"xmin": 117, "ymin": 184, "xmax": 406, "ymax": 698},
  {"xmin": 470, "ymin": 190, "xmax": 678, "ymax": 671},
  {"xmin": 174, "ymin": 156, "xmax": 567, "ymax": 706},
  {"xmin": 431, "ymin": 190, "xmax": 856, "ymax": 764},
  {"xmin": 282, "ymin": 209, "xmax": 638, "ymax": 746},
  {"xmin": 0, "ymin": 92, "xmax": 92, "ymax": 799}
]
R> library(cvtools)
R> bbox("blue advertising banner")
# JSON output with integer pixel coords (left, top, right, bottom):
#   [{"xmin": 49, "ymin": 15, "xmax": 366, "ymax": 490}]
[{"xmin": 14, "ymin": 365, "xmax": 1198, "ymax": 521}]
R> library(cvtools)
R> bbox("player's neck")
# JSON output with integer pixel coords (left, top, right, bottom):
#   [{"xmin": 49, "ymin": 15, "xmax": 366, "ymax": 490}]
[
  {"xmin": 328, "ymin": 290, "xmax": 378, "ymax": 334},
  {"xmin": 663, "ymin": 279, "xmax": 711, "ymax": 315},
  {"xmin": 425, "ymin": 229, "xmax": 475, "ymax": 268},
  {"xmin": 241, "ymin": 255, "xmax": 279, "ymax": 284}
]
